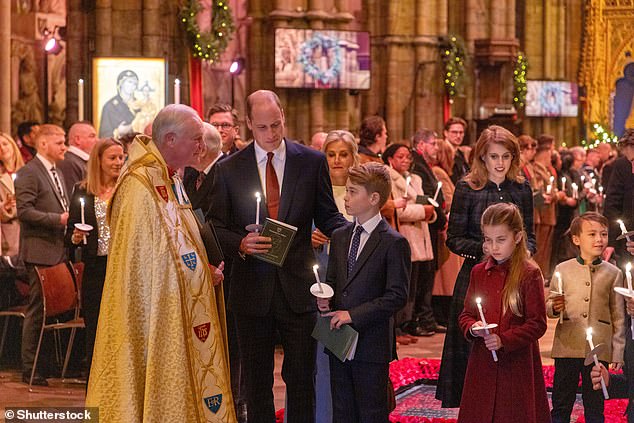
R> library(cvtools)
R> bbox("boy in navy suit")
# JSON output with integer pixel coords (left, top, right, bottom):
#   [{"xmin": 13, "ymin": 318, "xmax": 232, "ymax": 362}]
[{"xmin": 317, "ymin": 162, "xmax": 410, "ymax": 422}]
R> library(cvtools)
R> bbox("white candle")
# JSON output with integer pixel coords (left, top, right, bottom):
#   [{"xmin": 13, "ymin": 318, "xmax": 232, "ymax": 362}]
[
  {"xmin": 255, "ymin": 192, "xmax": 261, "ymax": 226},
  {"xmin": 432, "ymin": 181, "xmax": 443, "ymax": 202},
  {"xmin": 476, "ymin": 297, "xmax": 498, "ymax": 362},
  {"xmin": 546, "ymin": 184, "xmax": 552, "ymax": 194},
  {"xmin": 619, "ymin": 219, "xmax": 628, "ymax": 235},
  {"xmin": 586, "ymin": 327, "xmax": 609, "ymax": 399},
  {"xmin": 581, "ymin": 175, "xmax": 585, "ymax": 182},
  {"xmin": 80, "ymin": 197, "xmax": 85, "ymax": 224},
  {"xmin": 555, "ymin": 271, "xmax": 564, "ymax": 324},
  {"xmin": 599, "ymin": 186, "xmax": 603, "ymax": 195},
  {"xmin": 592, "ymin": 178, "xmax": 597, "ymax": 189},
  {"xmin": 549, "ymin": 175, "xmax": 555, "ymax": 185},
  {"xmin": 174, "ymin": 78, "xmax": 181, "ymax": 104},
  {"xmin": 78, "ymin": 79, "xmax": 84, "ymax": 121},
  {"xmin": 571, "ymin": 183, "xmax": 578, "ymax": 199},
  {"xmin": 80, "ymin": 197, "xmax": 87, "ymax": 245},
  {"xmin": 403, "ymin": 176, "xmax": 411, "ymax": 198},
  {"xmin": 313, "ymin": 264, "xmax": 323, "ymax": 293},
  {"xmin": 561, "ymin": 176, "xmax": 567, "ymax": 189}
]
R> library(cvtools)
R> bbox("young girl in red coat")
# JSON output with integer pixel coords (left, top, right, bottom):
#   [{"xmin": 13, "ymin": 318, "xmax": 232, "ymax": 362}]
[{"xmin": 458, "ymin": 202, "xmax": 550, "ymax": 423}]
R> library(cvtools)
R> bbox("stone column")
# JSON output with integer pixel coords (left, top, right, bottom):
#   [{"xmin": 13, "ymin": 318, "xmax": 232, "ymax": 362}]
[
  {"xmin": 95, "ymin": 0, "xmax": 113, "ymax": 55},
  {"xmin": 143, "ymin": 0, "xmax": 162, "ymax": 56},
  {"xmin": 66, "ymin": 0, "xmax": 87, "ymax": 125},
  {"xmin": 0, "ymin": 3, "xmax": 10, "ymax": 133}
]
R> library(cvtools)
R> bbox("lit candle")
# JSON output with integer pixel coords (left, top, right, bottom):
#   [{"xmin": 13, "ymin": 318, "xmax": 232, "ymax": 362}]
[
  {"xmin": 78, "ymin": 79, "xmax": 84, "ymax": 121},
  {"xmin": 80, "ymin": 197, "xmax": 85, "ymax": 224},
  {"xmin": 432, "ymin": 181, "xmax": 443, "ymax": 202},
  {"xmin": 618, "ymin": 219, "xmax": 632, "ymax": 242},
  {"xmin": 561, "ymin": 176, "xmax": 567, "ymax": 190},
  {"xmin": 174, "ymin": 78, "xmax": 181, "ymax": 104},
  {"xmin": 549, "ymin": 175, "xmax": 555, "ymax": 185},
  {"xmin": 403, "ymin": 176, "xmax": 411, "ymax": 198},
  {"xmin": 555, "ymin": 271, "xmax": 564, "ymax": 324},
  {"xmin": 80, "ymin": 197, "xmax": 87, "ymax": 245},
  {"xmin": 546, "ymin": 184, "xmax": 552, "ymax": 194},
  {"xmin": 599, "ymin": 186, "xmax": 603, "ymax": 195},
  {"xmin": 313, "ymin": 264, "xmax": 323, "ymax": 293},
  {"xmin": 581, "ymin": 175, "xmax": 585, "ymax": 183},
  {"xmin": 571, "ymin": 183, "xmax": 578, "ymax": 199},
  {"xmin": 255, "ymin": 192, "xmax": 261, "ymax": 226},
  {"xmin": 592, "ymin": 178, "xmax": 597, "ymax": 189},
  {"xmin": 586, "ymin": 327, "xmax": 609, "ymax": 399},
  {"xmin": 475, "ymin": 297, "xmax": 498, "ymax": 362}
]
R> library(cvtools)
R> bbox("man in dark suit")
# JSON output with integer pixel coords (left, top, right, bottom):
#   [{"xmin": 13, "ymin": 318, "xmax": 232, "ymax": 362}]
[
  {"xmin": 209, "ymin": 90, "xmax": 347, "ymax": 423},
  {"xmin": 183, "ymin": 122, "xmax": 223, "ymax": 215},
  {"xmin": 411, "ymin": 129, "xmax": 448, "ymax": 332},
  {"xmin": 207, "ymin": 103, "xmax": 240, "ymax": 157},
  {"xmin": 318, "ymin": 162, "xmax": 409, "ymax": 422},
  {"xmin": 15, "ymin": 124, "xmax": 70, "ymax": 386},
  {"xmin": 57, "ymin": 122, "xmax": 97, "ymax": 193}
]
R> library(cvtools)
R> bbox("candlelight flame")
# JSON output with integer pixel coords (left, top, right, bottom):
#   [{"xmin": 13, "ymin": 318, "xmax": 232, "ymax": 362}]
[
  {"xmin": 80, "ymin": 197, "xmax": 85, "ymax": 206},
  {"xmin": 627, "ymin": 262, "xmax": 632, "ymax": 273},
  {"xmin": 586, "ymin": 327, "xmax": 593, "ymax": 337},
  {"xmin": 555, "ymin": 271, "xmax": 560, "ymax": 279},
  {"xmin": 438, "ymin": 181, "xmax": 443, "ymax": 188},
  {"xmin": 255, "ymin": 192, "xmax": 261, "ymax": 200},
  {"xmin": 313, "ymin": 264, "xmax": 319, "ymax": 271},
  {"xmin": 475, "ymin": 297, "xmax": 482, "ymax": 304}
]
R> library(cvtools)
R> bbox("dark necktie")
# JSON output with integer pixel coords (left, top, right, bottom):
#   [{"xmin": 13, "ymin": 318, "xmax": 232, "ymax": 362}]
[
  {"xmin": 266, "ymin": 152, "xmax": 280, "ymax": 219},
  {"xmin": 347, "ymin": 225, "xmax": 364, "ymax": 276},
  {"xmin": 50, "ymin": 166, "xmax": 68, "ymax": 211},
  {"xmin": 195, "ymin": 171, "xmax": 205, "ymax": 190}
]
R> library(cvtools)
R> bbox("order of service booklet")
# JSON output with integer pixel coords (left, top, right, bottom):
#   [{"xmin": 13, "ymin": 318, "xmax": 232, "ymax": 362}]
[
  {"xmin": 311, "ymin": 315, "xmax": 359, "ymax": 362},
  {"xmin": 254, "ymin": 218, "xmax": 298, "ymax": 267}
]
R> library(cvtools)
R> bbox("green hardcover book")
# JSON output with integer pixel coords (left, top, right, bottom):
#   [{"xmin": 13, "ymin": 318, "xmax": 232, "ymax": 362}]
[
  {"xmin": 311, "ymin": 315, "xmax": 359, "ymax": 362},
  {"xmin": 254, "ymin": 218, "xmax": 298, "ymax": 267}
]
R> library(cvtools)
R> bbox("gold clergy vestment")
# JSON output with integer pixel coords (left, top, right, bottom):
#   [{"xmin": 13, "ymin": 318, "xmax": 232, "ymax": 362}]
[{"xmin": 86, "ymin": 135, "xmax": 236, "ymax": 423}]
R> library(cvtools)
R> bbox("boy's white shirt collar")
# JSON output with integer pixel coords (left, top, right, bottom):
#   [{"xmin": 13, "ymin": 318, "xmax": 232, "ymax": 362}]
[{"xmin": 354, "ymin": 212, "xmax": 382, "ymax": 235}]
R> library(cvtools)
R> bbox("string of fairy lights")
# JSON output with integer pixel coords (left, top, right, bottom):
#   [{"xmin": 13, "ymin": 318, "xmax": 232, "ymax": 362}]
[
  {"xmin": 441, "ymin": 35, "xmax": 466, "ymax": 102},
  {"xmin": 513, "ymin": 52, "xmax": 528, "ymax": 111},
  {"xmin": 180, "ymin": 0, "xmax": 235, "ymax": 63}
]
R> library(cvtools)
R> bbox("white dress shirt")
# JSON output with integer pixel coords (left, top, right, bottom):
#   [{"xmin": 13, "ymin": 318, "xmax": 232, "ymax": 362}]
[
  {"xmin": 253, "ymin": 139, "xmax": 286, "ymax": 197},
  {"xmin": 349, "ymin": 212, "xmax": 383, "ymax": 260},
  {"xmin": 67, "ymin": 145, "xmax": 90, "ymax": 161}
]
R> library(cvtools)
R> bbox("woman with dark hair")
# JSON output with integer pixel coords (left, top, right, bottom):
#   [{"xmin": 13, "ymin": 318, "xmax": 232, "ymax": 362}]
[
  {"xmin": 550, "ymin": 150, "xmax": 580, "ymax": 268},
  {"xmin": 436, "ymin": 125, "xmax": 536, "ymax": 408},
  {"xmin": 383, "ymin": 143, "xmax": 437, "ymax": 341},
  {"xmin": 66, "ymin": 138, "xmax": 125, "ymax": 384}
]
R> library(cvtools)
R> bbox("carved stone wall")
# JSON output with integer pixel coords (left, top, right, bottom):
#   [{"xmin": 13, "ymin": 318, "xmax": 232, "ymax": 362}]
[{"xmin": 580, "ymin": 0, "xmax": 634, "ymax": 136}]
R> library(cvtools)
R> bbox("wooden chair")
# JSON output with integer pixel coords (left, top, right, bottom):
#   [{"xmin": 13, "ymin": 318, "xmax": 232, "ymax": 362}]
[{"xmin": 29, "ymin": 262, "xmax": 85, "ymax": 389}]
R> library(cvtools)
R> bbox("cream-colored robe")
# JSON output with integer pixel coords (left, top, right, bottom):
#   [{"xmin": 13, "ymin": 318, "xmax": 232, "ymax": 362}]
[{"xmin": 86, "ymin": 136, "xmax": 236, "ymax": 423}]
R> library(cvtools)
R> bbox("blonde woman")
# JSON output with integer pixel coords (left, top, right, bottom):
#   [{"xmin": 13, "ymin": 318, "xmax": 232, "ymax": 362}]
[
  {"xmin": 66, "ymin": 138, "xmax": 125, "ymax": 385},
  {"xmin": 0, "ymin": 133, "xmax": 24, "ymax": 256}
]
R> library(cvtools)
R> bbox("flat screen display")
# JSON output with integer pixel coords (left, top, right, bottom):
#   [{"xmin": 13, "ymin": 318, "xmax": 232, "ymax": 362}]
[
  {"xmin": 275, "ymin": 28, "xmax": 371, "ymax": 90},
  {"xmin": 525, "ymin": 80, "xmax": 579, "ymax": 117}
]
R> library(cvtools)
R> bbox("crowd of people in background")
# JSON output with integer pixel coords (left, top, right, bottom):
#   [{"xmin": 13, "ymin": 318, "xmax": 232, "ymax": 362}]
[{"xmin": 1, "ymin": 91, "xmax": 634, "ymax": 423}]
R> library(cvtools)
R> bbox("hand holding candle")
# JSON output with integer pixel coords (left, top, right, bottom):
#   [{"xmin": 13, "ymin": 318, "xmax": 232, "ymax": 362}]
[
  {"xmin": 476, "ymin": 297, "xmax": 498, "ymax": 362},
  {"xmin": 571, "ymin": 182, "xmax": 578, "ymax": 199},
  {"xmin": 586, "ymin": 327, "xmax": 609, "ymax": 399}
]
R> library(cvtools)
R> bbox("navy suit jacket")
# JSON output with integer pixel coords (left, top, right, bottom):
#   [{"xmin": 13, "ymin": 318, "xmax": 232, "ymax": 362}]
[
  {"xmin": 326, "ymin": 219, "xmax": 410, "ymax": 363},
  {"xmin": 209, "ymin": 140, "xmax": 347, "ymax": 315}
]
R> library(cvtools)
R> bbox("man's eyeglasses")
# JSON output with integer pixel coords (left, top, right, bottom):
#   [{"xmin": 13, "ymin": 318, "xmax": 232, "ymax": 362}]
[{"xmin": 210, "ymin": 122, "xmax": 236, "ymax": 130}]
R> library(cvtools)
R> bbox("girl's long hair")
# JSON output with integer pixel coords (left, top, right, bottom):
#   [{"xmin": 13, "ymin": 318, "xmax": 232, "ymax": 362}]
[
  {"xmin": 465, "ymin": 125, "xmax": 524, "ymax": 190},
  {"xmin": 481, "ymin": 202, "xmax": 535, "ymax": 317}
]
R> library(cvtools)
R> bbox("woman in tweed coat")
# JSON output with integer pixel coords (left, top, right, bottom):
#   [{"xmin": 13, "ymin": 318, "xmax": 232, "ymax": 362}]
[{"xmin": 436, "ymin": 125, "xmax": 537, "ymax": 407}]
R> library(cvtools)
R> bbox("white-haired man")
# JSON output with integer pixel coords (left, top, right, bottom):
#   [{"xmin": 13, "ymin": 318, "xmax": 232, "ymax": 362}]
[
  {"xmin": 86, "ymin": 105, "xmax": 236, "ymax": 422},
  {"xmin": 183, "ymin": 122, "xmax": 223, "ymax": 214}
]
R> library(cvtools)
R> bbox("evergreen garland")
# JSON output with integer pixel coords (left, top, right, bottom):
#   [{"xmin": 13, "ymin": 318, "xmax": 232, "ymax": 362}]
[
  {"xmin": 180, "ymin": 0, "xmax": 235, "ymax": 62},
  {"xmin": 513, "ymin": 52, "xmax": 528, "ymax": 111},
  {"xmin": 441, "ymin": 35, "xmax": 466, "ymax": 102}
]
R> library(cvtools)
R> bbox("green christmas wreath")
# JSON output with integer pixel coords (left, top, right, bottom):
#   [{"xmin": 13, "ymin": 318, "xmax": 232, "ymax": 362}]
[
  {"xmin": 180, "ymin": 0, "xmax": 235, "ymax": 62},
  {"xmin": 441, "ymin": 35, "xmax": 467, "ymax": 102}
]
